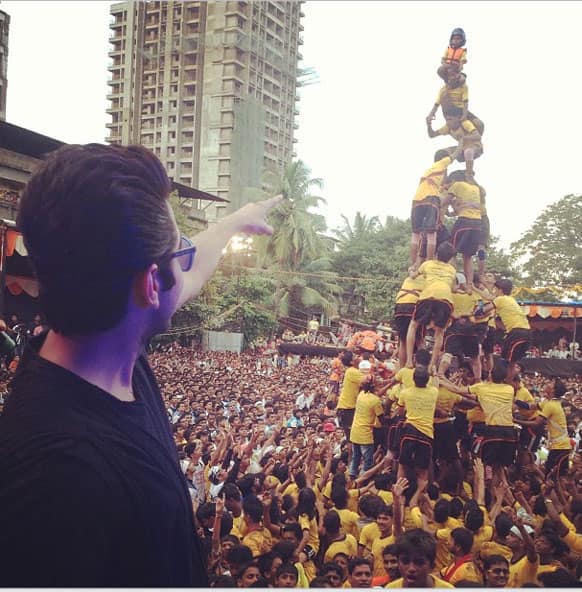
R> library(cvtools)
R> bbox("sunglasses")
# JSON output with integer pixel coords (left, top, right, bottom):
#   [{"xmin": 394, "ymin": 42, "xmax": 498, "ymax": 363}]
[{"xmin": 170, "ymin": 235, "xmax": 196, "ymax": 272}]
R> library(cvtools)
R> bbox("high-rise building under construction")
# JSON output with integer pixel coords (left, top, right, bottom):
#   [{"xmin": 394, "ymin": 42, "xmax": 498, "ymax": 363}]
[{"xmin": 106, "ymin": 1, "xmax": 304, "ymax": 221}]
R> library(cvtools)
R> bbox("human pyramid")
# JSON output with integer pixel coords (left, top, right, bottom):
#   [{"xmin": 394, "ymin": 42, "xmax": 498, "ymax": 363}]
[{"xmin": 390, "ymin": 27, "xmax": 531, "ymax": 382}]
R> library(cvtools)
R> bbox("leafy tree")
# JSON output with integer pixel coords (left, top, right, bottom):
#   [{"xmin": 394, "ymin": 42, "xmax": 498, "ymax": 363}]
[{"xmin": 510, "ymin": 194, "xmax": 582, "ymax": 286}]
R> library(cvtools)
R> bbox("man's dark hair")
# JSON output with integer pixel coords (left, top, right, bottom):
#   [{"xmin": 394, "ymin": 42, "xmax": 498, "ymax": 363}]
[
  {"xmin": 18, "ymin": 144, "xmax": 177, "ymax": 335},
  {"xmin": 310, "ymin": 576, "xmax": 330, "ymax": 588},
  {"xmin": 395, "ymin": 529, "xmax": 437, "ymax": 567},
  {"xmin": 491, "ymin": 359, "xmax": 509, "ymax": 383},
  {"xmin": 242, "ymin": 495, "xmax": 263, "ymax": 524},
  {"xmin": 434, "ymin": 499, "xmax": 451, "ymax": 524},
  {"xmin": 227, "ymin": 545, "xmax": 253, "ymax": 567},
  {"xmin": 451, "ymin": 527, "xmax": 474, "ymax": 555},
  {"xmin": 495, "ymin": 278, "xmax": 513, "ymax": 295},
  {"xmin": 281, "ymin": 523, "xmax": 303, "ymax": 543},
  {"xmin": 434, "ymin": 149, "xmax": 451, "ymax": 162},
  {"xmin": 275, "ymin": 562, "xmax": 298, "ymax": 580},
  {"xmin": 414, "ymin": 349, "xmax": 431, "ymax": 367},
  {"xmin": 272, "ymin": 540, "xmax": 297, "ymax": 562},
  {"xmin": 382, "ymin": 543, "xmax": 398, "ymax": 557},
  {"xmin": 321, "ymin": 562, "xmax": 343, "ymax": 578},
  {"xmin": 537, "ymin": 568, "xmax": 577, "ymax": 587},
  {"xmin": 413, "ymin": 367, "xmax": 430, "ymax": 388},
  {"xmin": 341, "ymin": 351, "xmax": 354, "ymax": 367},
  {"xmin": 184, "ymin": 443, "xmax": 197, "ymax": 457},
  {"xmin": 494, "ymin": 513, "xmax": 513, "ymax": 538},
  {"xmin": 222, "ymin": 483, "xmax": 242, "ymax": 502},
  {"xmin": 347, "ymin": 557, "xmax": 372, "ymax": 575},
  {"xmin": 554, "ymin": 379, "xmax": 567, "ymax": 398},
  {"xmin": 323, "ymin": 510, "xmax": 341, "ymax": 534},
  {"xmin": 437, "ymin": 241, "xmax": 456, "ymax": 263},
  {"xmin": 464, "ymin": 507, "xmax": 484, "ymax": 532}
]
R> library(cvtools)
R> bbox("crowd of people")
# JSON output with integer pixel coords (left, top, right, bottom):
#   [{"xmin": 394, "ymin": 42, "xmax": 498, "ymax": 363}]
[{"xmin": 144, "ymin": 336, "xmax": 582, "ymax": 588}]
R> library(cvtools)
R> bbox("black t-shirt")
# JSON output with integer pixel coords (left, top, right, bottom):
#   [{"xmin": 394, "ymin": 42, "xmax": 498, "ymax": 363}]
[{"xmin": 0, "ymin": 335, "xmax": 208, "ymax": 587}]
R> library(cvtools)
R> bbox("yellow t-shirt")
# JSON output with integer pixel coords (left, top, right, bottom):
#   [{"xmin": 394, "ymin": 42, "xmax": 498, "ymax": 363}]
[
  {"xmin": 467, "ymin": 404, "xmax": 485, "ymax": 424},
  {"xmin": 540, "ymin": 399, "xmax": 571, "ymax": 450},
  {"xmin": 493, "ymin": 295, "xmax": 530, "ymax": 332},
  {"xmin": 435, "ymin": 386, "xmax": 463, "ymax": 423},
  {"xmin": 479, "ymin": 540, "xmax": 513, "ymax": 561},
  {"xmin": 434, "ymin": 527, "xmax": 453, "ymax": 572},
  {"xmin": 394, "ymin": 367, "xmax": 415, "ymax": 389},
  {"xmin": 324, "ymin": 533, "xmax": 358, "ymax": 563},
  {"xmin": 337, "ymin": 508, "xmax": 361, "ymax": 539},
  {"xmin": 418, "ymin": 260, "xmax": 456, "ymax": 305},
  {"xmin": 469, "ymin": 382, "xmax": 514, "ymax": 427},
  {"xmin": 378, "ymin": 490, "xmax": 394, "ymax": 506},
  {"xmin": 350, "ymin": 391, "xmax": 384, "ymax": 445},
  {"xmin": 414, "ymin": 156, "xmax": 452, "ymax": 202},
  {"xmin": 231, "ymin": 514, "xmax": 246, "ymax": 539},
  {"xmin": 359, "ymin": 521, "xmax": 382, "ymax": 552},
  {"xmin": 298, "ymin": 514, "xmax": 320, "ymax": 554},
  {"xmin": 396, "ymin": 276, "xmax": 426, "ymax": 305},
  {"xmin": 337, "ymin": 367, "xmax": 364, "ymax": 410},
  {"xmin": 387, "ymin": 576, "xmax": 454, "ymax": 588},
  {"xmin": 442, "ymin": 559, "xmax": 483, "ymax": 586},
  {"xmin": 371, "ymin": 534, "xmax": 396, "ymax": 577},
  {"xmin": 398, "ymin": 385, "xmax": 439, "ymax": 439},
  {"xmin": 508, "ymin": 555, "xmax": 539, "ymax": 588},
  {"xmin": 452, "ymin": 291, "xmax": 479, "ymax": 318},
  {"xmin": 563, "ymin": 529, "xmax": 582, "ymax": 554},
  {"xmin": 436, "ymin": 83, "xmax": 468, "ymax": 109},
  {"xmin": 242, "ymin": 527, "xmax": 273, "ymax": 558},
  {"xmin": 471, "ymin": 525, "xmax": 493, "ymax": 555},
  {"xmin": 448, "ymin": 181, "xmax": 482, "ymax": 220},
  {"xmin": 514, "ymin": 385, "xmax": 539, "ymax": 421}
]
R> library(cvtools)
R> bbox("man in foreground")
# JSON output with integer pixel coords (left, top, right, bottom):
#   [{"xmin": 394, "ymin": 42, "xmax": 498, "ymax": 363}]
[{"xmin": 0, "ymin": 143, "xmax": 281, "ymax": 586}]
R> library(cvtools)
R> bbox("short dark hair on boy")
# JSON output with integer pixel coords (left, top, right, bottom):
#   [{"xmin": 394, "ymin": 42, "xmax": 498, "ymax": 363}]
[
  {"xmin": 415, "ymin": 348, "xmax": 431, "ymax": 367},
  {"xmin": 437, "ymin": 241, "xmax": 456, "ymax": 263},
  {"xmin": 275, "ymin": 562, "xmax": 298, "ymax": 581},
  {"xmin": 395, "ymin": 528, "xmax": 437, "ymax": 567},
  {"xmin": 495, "ymin": 278, "xmax": 513, "ymax": 295},
  {"xmin": 413, "ymin": 367, "xmax": 430, "ymax": 388},
  {"xmin": 451, "ymin": 527, "xmax": 474, "ymax": 555},
  {"xmin": 491, "ymin": 359, "xmax": 509, "ymax": 384},
  {"xmin": 18, "ymin": 144, "xmax": 176, "ymax": 336},
  {"xmin": 347, "ymin": 557, "xmax": 372, "ymax": 575}
]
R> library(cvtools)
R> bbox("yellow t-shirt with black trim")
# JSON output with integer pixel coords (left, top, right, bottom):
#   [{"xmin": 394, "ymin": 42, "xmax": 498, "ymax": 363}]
[
  {"xmin": 436, "ymin": 83, "xmax": 468, "ymax": 109},
  {"xmin": 435, "ymin": 386, "xmax": 462, "ymax": 423},
  {"xmin": 469, "ymin": 382, "xmax": 514, "ymax": 427},
  {"xmin": 337, "ymin": 367, "xmax": 364, "ymax": 410},
  {"xmin": 350, "ymin": 391, "xmax": 384, "ymax": 445},
  {"xmin": 396, "ymin": 276, "xmax": 426, "ymax": 305},
  {"xmin": 398, "ymin": 385, "xmax": 439, "ymax": 439},
  {"xmin": 540, "ymin": 399, "xmax": 571, "ymax": 450},
  {"xmin": 371, "ymin": 534, "xmax": 396, "ymax": 577},
  {"xmin": 452, "ymin": 291, "xmax": 480, "ymax": 318},
  {"xmin": 298, "ymin": 513, "xmax": 320, "ymax": 554},
  {"xmin": 493, "ymin": 295, "xmax": 530, "ymax": 332},
  {"xmin": 414, "ymin": 156, "xmax": 452, "ymax": 202},
  {"xmin": 418, "ymin": 260, "xmax": 456, "ymax": 305},
  {"xmin": 448, "ymin": 181, "xmax": 482, "ymax": 220},
  {"xmin": 324, "ymin": 533, "xmax": 358, "ymax": 563}
]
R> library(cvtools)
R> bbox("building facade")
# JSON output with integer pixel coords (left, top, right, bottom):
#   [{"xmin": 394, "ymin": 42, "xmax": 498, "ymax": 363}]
[{"xmin": 106, "ymin": 0, "xmax": 304, "ymax": 221}]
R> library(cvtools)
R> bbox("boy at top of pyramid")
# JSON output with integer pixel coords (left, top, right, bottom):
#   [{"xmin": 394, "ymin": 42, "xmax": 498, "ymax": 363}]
[
  {"xmin": 426, "ymin": 68, "xmax": 484, "ymax": 137},
  {"xmin": 437, "ymin": 28, "xmax": 467, "ymax": 82}
]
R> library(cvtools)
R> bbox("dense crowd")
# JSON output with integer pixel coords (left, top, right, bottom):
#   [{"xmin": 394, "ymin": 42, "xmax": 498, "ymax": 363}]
[{"xmin": 146, "ymin": 342, "xmax": 582, "ymax": 588}]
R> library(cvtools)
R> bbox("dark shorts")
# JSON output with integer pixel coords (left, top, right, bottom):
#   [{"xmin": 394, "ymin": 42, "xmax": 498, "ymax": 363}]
[
  {"xmin": 455, "ymin": 411, "xmax": 471, "ymax": 451},
  {"xmin": 481, "ymin": 426, "xmax": 517, "ymax": 466},
  {"xmin": 545, "ymin": 449, "xmax": 570, "ymax": 476},
  {"xmin": 433, "ymin": 421, "xmax": 459, "ymax": 461},
  {"xmin": 479, "ymin": 215, "xmax": 490, "ymax": 247},
  {"xmin": 329, "ymin": 380, "xmax": 340, "ymax": 395},
  {"xmin": 413, "ymin": 298, "xmax": 453, "ymax": 329},
  {"xmin": 420, "ymin": 224, "xmax": 451, "ymax": 258},
  {"xmin": 519, "ymin": 425, "xmax": 542, "ymax": 453},
  {"xmin": 392, "ymin": 303, "xmax": 416, "ymax": 340},
  {"xmin": 373, "ymin": 426, "xmax": 388, "ymax": 453},
  {"xmin": 399, "ymin": 423, "xmax": 433, "ymax": 470},
  {"xmin": 388, "ymin": 416, "xmax": 404, "ymax": 455},
  {"xmin": 411, "ymin": 196, "xmax": 440, "ymax": 233},
  {"xmin": 452, "ymin": 217, "xmax": 482, "ymax": 256},
  {"xmin": 337, "ymin": 408, "xmax": 355, "ymax": 436},
  {"xmin": 444, "ymin": 320, "xmax": 480, "ymax": 358},
  {"xmin": 502, "ymin": 329, "xmax": 531, "ymax": 363},
  {"xmin": 469, "ymin": 421, "xmax": 487, "ymax": 454},
  {"xmin": 482, "ymin": 326, "xmax": 502, "ymax": 355}
]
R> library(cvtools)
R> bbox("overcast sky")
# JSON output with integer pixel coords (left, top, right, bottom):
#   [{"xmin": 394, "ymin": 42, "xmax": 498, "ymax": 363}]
[{"xmin": 3, "ymin": 1, "xmax": 582, "ymax": 249}]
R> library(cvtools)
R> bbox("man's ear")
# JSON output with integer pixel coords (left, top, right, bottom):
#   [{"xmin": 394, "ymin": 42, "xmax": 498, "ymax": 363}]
[{"xmin": 133, "ymin": 263, "xmax": 160, "ymax": 308}]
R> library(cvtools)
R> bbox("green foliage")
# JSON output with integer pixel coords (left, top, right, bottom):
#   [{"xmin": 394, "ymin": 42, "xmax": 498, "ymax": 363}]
[{"xmin": 510, "ymin": 194, "xmax": 582, "ymax": 286}]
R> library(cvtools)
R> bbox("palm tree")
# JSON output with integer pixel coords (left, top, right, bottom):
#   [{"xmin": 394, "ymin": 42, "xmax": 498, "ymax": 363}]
[
  {"xmin": 256, "ymin": 160, "xmax": 341, "ymax": 319},
  {"xmin": 333, "ymin": 212, "xmax": 381, "ymax": 244}
]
